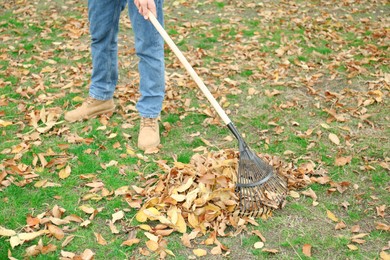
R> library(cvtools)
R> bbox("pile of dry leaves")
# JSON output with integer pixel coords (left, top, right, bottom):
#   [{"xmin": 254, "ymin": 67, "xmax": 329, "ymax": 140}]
[{"xmin": 126, "ymin": 148, "xmax": 325, "ymax": 257}]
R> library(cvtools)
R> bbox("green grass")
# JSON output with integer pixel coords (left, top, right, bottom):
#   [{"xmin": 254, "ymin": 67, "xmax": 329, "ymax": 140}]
[{"xmin": 1, "ymin": 0, "xmax": 389, "ymax": 259}]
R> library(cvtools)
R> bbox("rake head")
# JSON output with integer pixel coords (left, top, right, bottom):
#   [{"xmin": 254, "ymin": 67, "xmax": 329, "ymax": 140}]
[{"xmin": 228, "ymin": 123, "xmax": 288, "ymax": 217}]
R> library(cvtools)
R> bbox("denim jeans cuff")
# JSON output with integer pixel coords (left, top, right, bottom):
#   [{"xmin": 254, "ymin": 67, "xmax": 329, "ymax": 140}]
[
  {"xmin": 89, "ymin": 92, "xmax": 112, "ymax": 101},
  {"xmin": 139, "ymin": 113, "xmax": 160, "ymax": 119}
]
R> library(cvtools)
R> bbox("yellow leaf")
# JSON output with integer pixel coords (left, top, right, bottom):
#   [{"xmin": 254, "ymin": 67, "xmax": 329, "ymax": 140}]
[
  {"xmin": 193, "ymin": 248, "xmax": 207, "ymax": 257},
  {"xmin": 380, "ymin": 251, "xmax": 390, "ymax": 260},
  {"xmin": 328, "ymin": 133, "xmax": 340, "ymax": 145},
  {"xmin": 327, "ymin": 210, "xmax": 339, "ymax": 222},
  {"xmin": 175, "ymin": 213, "xmax": 187, "ymax": 234},
  {"xmin": 0, "ymin": 120, "xmax": 13, "ymax": 127},
  {"xmin": 58, "ymin": 165, "xmax": 71, "ymax": 179},
  {"xmin": 135, "ymin": 210, "xmax": 148, "ymax": 223},
  {"xmin": 347, "ymin": 244, "xmax": 358, "ymax": 251},
  {"xmin": 167, "ymin": 206, "xmax": 178, "ymax": 225},
  {"xmin": 72, "ymin": 96, "xmax": 84, "ymax": 102},
  {"xmin": 138, "ymin": 224, "xmax": 152, "ymax": 231},
  {"xmin": 187, "ymin": 213, "xmax": 199, "ymax": 228}
]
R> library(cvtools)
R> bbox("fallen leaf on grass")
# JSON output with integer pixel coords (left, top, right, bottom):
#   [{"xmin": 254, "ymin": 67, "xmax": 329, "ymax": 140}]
[
  {"xmin": 335, "ymin": 221, "xmax": 347, "ymax": 230},
  {"xmin": 0, "ymin": 226, "xmax": 16, "ymax": 237},
  {"xmin": 108, "ymin": 220, "xmax": 119, "ymax": 234},
  {"xmin": 211, "ymin": 245, "xmax": 222, "ymax": 255},
  {"xmin": 79, "ymin": 205, "xmax": 95, "ymax": 214},
  {"xmin": 375, "ymin": 222, "xmax": 390, "ymax": 231},
  {"xmin": 47, "ymin": 223, "xmax": 65, "ymax": 240},
  {"xmin": 335, "ymin": 156, "xmax": 352, "ymax": 166},
  {"xmin": 347, "ymin": 244, "xmax": 358, "ymax": 251},
  {"xmin": 380, "ymin": 251, "xmax": 390, "ymax": 260},
  {"xmin": 301, "ymin": 188, "xmax": 317, "ymax": 201},
  {"xmin": 254, "ymin": 242, "xmax": 264, "ymax": 249},
  {"xmin": 327, "ymin": 210, "xmax": 339, "ymax": 222},
  {"xmin": 351, "ymin": 225, "xmax": 360, "ymax": 233},
  {"xmin": 302, "ymin": 244, "xmax": 312, "ymax": 257},
  {"xmin": 193, "ymin": 248, "xmax": 207, "ymax": 257},
  {"xmin": 58, "ymin": 165, "xmax": 71, "ymax": 179},
  {"xmin": 328, "ymin": 133, "xmax": 340, "ymax": 145},
  {"xmin": 94, "ymin": 232, "xmax": 107, "ymax": 245},
  {"xmin": 262, "ymin": 248, "xmax": 279, "ymax": 254},
  {"xmin": 376, "ymin": 205, "xmax": 386, "ymax": 218},
  {"xmin": 112, "ymin": 210, "xmax": 124, "ymax": 223},
  {"xmin": 121, "ymin": 238, "xmax": 140, "ymax": 247},
  {"xmin": 252, "ymin": 230, "xmax": 266, "ymax": 242},
  {"xmin": 61, "ymin": 235, "xmax": 75, "ymax": 248},
  {"xmin": 10, "ymin": 230, "xmax": 49, "ymax": 248},
  {"xmin": 146, "ymin": 240, "xmax": 159, "ymax": 251}
]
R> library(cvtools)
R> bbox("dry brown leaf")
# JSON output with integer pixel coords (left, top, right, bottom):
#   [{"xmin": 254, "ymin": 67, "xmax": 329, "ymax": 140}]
[
  {"xmin": 262, "ymin": 248, "xmax": 279, "ymax": 254},
  {"xmin": 108, "ymin": 220, "xmax": 119, "ymax": 234},
  {"xmin": 94, "ymin": 232, "xmax": 107, "ymax": 246},
  {"xmin": 375, "ymin": 222, "xmax": 390, "ymax": 231},
  {"xmin": 302, "ymin": 244, "xmax": 312, "ymax": 257},
  {"xmin": 47, "ymin": 223, "xmax": 65, "ymax": 240},
  {"xmin": 0, "ymin": 226, "xmax": 16, "ymax": 237},
  {"xmin": 211, "ymin": 245, "xmax": 222, "ymax": 255},
  {"xmin": 377, "ymin": 205, "xmax": 386, "ymax": 218},
  {"xmin": 335, "ymin": 156, "xmax": 352, "ymax": 166},
  {"xmin": 146, "ymin": 240, "xmax": 159, "ymax": 252},
  {"xmin": 335, "ymin": 221, "xmax": 347, "ymax": 230},
  {"xmin": 79, "ymin": 205, "xmax": 95, "ymax": 214},
  {"xmin": 121, "ymin": 238, "xmax": 140, "ymax": 247},
  {"xmin": 80, "ymin": 249, "xmax": 95, "ymax": 260},
  {"xmin": 181, "ymin": 233, "xmax": 193, "ymax": 248},
  {"xmin": 351, "ymin": 225, "xmax": 360, "ymax": 233},
  {"xmin": 61, "ymin": 235, "xmax": 75, "ymax": 248}
]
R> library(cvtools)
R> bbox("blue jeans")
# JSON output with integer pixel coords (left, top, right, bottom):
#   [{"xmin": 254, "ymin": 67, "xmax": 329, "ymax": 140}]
[{"xmin": 88, "ymin": 0, "xmax": 165, "ymax": 118}]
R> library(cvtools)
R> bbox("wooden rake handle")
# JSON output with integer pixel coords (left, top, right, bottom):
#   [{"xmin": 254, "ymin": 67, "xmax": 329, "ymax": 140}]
[{"xmin": 148, "ymin": 11, "xmax": 232, "ymax": 126}]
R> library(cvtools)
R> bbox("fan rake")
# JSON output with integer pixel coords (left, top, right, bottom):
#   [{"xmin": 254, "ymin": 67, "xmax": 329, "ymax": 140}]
[{"xmin": 148, "ymin": 12, "xmax": 288, "ymax": 216}]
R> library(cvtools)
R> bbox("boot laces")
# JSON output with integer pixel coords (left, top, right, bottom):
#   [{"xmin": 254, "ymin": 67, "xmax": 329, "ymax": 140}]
[
  {"xmin": 141, "ymin": 118, "xmax": 157, "ymax": 129},
  {"xmin": 85, "ymin": 97, "xmax": 95, "ymax": 105}
]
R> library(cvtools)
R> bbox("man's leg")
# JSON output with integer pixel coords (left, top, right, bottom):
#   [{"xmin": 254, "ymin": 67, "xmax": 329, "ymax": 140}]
[
  {"xmin": 128, "ymin": 0, "xmax": 165, "ymax": 150},
  {"xmin": 64, "ymin": 0, "xmax": 126, "ymax": 122}
]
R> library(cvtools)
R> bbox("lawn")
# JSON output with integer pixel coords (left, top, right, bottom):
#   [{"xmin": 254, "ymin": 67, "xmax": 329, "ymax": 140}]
[{"xmin": 0, "ymin": 0, "xmax": 389, "ymax": 259}]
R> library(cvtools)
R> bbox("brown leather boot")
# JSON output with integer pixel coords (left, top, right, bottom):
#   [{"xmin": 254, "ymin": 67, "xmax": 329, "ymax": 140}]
[
  {"xmin": 64, "ymin": 97, "xmax": 115, "ymax": 122},
  {"xmin": 137, "ymin": 117, "xmax": 160, "ymax": 151}
]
